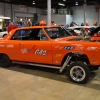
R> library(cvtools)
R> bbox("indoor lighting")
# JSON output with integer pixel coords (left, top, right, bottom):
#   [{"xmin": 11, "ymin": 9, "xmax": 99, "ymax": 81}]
[
  {"xmin": 63, "ymin": 0, "xmax": 66, "ymax": 1},
  {"xmin": 32, "ymin": 1, "xmax": 35, "ymax": 4},
  {"xmin": 32, "ymin": 2, "xmax": 35, "ymax": 4},
  {"xmin": 75, "ymin": 2, "xmax": 78, "ymax": 5},
  {"xmin": 75, "ymin": 3, "xmax": 78, "ymax": 5},
  {"xmin": 58, "ymin": 3, "xmax": 65, "ymax": 6}
]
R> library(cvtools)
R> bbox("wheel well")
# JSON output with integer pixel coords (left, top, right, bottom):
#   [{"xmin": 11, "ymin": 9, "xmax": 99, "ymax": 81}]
[
  {"xmin": 3, "ymin": 34, "xmax": 7, "ymax": 37},
  {"xmin": 61, "ymin": 52, "xmax": 90, "ymax": 66},
  {"xmin": 0, "ymin": 53, "xmax": 10, "ymax": 58}
]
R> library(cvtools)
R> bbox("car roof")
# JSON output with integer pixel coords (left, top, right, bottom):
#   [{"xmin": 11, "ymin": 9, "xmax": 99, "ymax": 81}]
[{"xmin": 16, "ymin": 26, "xmax": 60, "ymax": 30}]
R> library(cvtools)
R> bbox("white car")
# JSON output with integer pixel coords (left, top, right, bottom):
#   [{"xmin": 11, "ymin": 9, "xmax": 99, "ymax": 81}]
[
  {"xmin": 67, "ymin": 26, "xmax": 97, "ymax": 36},
  {"xmin": 0, "ymin": 31, "xmax": 8, "ymax": 38}
]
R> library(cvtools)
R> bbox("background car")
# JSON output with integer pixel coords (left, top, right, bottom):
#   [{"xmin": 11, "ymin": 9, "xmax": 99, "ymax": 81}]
[
  {"xmin": 0, "ymin": 30, "xmax": 8, "ymax": 37},
  {"xmin": 67, "ymin": 26, "xmax": 97, "ymax": 36}
]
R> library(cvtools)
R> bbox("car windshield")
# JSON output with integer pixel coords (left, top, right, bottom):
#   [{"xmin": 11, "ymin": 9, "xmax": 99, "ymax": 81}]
[{"xmin": 44, "ymin": 27, "xmax": 72, "ymax": 39}]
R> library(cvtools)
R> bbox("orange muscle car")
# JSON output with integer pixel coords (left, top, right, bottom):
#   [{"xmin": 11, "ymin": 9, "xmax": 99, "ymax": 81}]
[
  {"xmin": 90, "ymin": 26, "xmax": 100, "ymax": 42},
  {"xmin": 0, "ymin": 26, "xmax": 100, "ymax": 84}
]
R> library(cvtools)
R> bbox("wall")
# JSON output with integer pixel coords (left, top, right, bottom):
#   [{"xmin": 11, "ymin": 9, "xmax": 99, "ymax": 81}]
[
  {"xmin": 72, "ymin": 5, "xmax": 97, "ymax": 25},
  {"xmin": 0, "ymin": 2, "xmax": 43, "ymax": 22},
  {"xmin": 38, "ymin": 15, "xmax": 66, "ymax": 25},
  {"xmin": 66, "ymin": 15, "xmax": 73, "ymax": 25}
]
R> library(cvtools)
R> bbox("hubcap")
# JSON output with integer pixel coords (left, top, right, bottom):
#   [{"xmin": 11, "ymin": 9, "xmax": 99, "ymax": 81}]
[{"xmin": 70, "ymin": 66, "xmax": 86, "ymax": 82}]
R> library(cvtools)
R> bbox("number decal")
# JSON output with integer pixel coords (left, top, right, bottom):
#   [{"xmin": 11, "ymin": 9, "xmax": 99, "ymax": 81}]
[{"xmin": 64, "ymin": 46, "xmax": 74, "ymax": 50}]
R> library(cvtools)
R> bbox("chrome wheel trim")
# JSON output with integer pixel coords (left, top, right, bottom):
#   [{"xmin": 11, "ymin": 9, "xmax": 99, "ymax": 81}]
[{"xmin": 70, "ymin": 66, "xmax": 86, "ymax": 82}]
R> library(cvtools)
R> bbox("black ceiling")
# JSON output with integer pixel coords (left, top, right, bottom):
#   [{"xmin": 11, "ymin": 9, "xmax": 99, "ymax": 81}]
[{"xmin": 0, "ymin": 0, "xmax": 100, "ymax": 9}]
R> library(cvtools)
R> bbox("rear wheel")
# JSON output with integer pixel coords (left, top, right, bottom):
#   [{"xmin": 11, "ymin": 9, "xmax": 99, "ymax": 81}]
[
  {"xmin": 67, "ymin": 61, "xmax": 90, "ymax": 84},
  {"xmin": 0, "ymin": 54, "xmax": 12, "ymax": 67},
  {"xmin": 3, "ymin": 34, "xmax": 7, "ymax": 37}
]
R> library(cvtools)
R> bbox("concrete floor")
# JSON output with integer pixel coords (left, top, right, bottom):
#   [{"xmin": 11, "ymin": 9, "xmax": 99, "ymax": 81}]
[{"xmin": 0, "ymin": 64, "xmax": 100, "ymax": 100}]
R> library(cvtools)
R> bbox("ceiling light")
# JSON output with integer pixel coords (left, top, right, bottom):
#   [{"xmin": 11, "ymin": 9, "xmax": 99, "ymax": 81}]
[
  {"xmin": 33, "ymin": 1, "xmax": 35, "ymax": 2},
  {"xmin": 63, "ymin": 0, "xmax": 66, "ymax": 1},
  {"xmin": 58, "ymin": 3, "xmax": 65, "ymax": 6},
  {"xmin": 75, "ymin": 3, "xmax": 78, "ymax": 5},
  {"xmin": 75, "ymin": 1, "xmax": 78, "ymax": 5},
  {"xmin": 32, "ymin": 2, "xmax": 35, "ymax": 4}
]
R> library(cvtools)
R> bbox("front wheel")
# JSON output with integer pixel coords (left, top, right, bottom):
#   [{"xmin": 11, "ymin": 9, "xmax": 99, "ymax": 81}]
[
  {"xmin": 67, "ymin": 61, "xmax": 90, "ymax": 84},
  {"xmin": 0, "ymin": 54, "xmax": 12, "ymax": 67}
]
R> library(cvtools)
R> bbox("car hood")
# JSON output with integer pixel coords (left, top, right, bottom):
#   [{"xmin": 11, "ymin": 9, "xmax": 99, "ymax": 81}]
[
  {"xmin": 54, "ymin": 36, "xmax": 77, "ymax": 41},
  {"xmin": 89, "ymin": 26, "xmax": 100, "ymax": 36},
  {"xmin": 54, "ymin": 36, "xmax": 89, "ymax": 41}
]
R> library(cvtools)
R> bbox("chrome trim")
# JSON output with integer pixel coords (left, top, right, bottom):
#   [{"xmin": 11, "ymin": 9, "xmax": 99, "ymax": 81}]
[
  {"xmin": 59, "ymin": 55, "xmax": 72, "ymax": 73},
  {"xmin": 12, "ymin": 61, "xmax": 61, "ymax": 69},
  {"xmin": 70, "ymin": 66, "xmax": 86, "ymax": 82},
  {"xmin": 29, "ymin": 63, "xmax": 61, "ymax": 69},
  {"xmin": 12, "ymin": 61, "xmax": 29, "ymax": 65}
]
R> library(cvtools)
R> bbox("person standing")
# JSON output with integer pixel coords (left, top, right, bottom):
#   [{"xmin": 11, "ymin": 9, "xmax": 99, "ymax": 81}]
[
  {"xmin": 18, "ymin": 22, "xmax": 24, "ymax": 28},
  {"xmin": 85, "ymin": 21, "xmax": 89, "ymax": 33},
  {"xmin": 18, "ymin": 22, "xmax": 25, "ymax": 35},
  {"xmin": 7, "ymin": 22, "xmax": 14, "ymax": 33}
]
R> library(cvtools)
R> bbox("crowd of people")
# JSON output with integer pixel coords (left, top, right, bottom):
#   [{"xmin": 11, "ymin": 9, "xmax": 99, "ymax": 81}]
[
  {"xmin": 7, "ymin": 21, "xmax": 33, "ymax": 33},
  {"xmin": 7, "ymin": 20, "xmax": 57, "ymax": 33}
]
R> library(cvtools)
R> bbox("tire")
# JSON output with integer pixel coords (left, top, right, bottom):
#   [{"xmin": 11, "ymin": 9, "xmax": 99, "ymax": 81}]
[
  {"xmin": 0, "ymin": 54, "xmax": 12, "ymax": 67},
  {"xmin": 3, "ymin": 34, "xmax": 7, "ymax": 37},
  {"xmin": 67, "ymin": 61, "xmax": 90, "ymax": 84}
]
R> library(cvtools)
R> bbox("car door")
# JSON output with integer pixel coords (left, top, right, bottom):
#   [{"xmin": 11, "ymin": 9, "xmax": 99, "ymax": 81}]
[
  {"xmin": 6, "ymin": 29, "xmax": 27, "ymax": 61},
  {"xmin": 17, "ymin": 28, "xmax": 53, "ymax": 64}
]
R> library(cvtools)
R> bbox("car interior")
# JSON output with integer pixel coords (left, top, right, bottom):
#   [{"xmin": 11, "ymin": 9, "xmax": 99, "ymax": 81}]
[{"xmin": 11, "ymin": 28, "xmax": 48, "ymax": 40}]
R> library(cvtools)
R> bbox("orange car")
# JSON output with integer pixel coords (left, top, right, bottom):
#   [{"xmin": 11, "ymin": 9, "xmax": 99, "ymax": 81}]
[
  {"xmin": 0, "ymin": 26, "xmax": 100, "ymax": 84},
  {"xmin": 90, "ymin": 26, "xmax": 100, "ymax": 42}
]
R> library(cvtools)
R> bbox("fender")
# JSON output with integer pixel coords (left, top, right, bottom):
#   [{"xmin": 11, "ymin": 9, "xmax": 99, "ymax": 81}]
[{"xmin": 59, "ymin": 52, "xmax": 89, "ymax": 73}]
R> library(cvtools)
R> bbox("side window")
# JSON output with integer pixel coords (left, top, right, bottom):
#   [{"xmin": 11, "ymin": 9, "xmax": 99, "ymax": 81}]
[
  {"xmin": 11, "ymin": 30, "xmax": 26, "ymax": 40},
  {"xmin": 11, "ymin": 29, "xmax": 48, "ymax": 40},
  {"xmin": 38, "ymin": 30, "xmax": 48, "ymax": 40}
]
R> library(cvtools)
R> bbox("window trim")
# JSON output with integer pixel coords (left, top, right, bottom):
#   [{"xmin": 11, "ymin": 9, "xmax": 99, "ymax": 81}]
[{"xmin": 10, "ymin": 28, "xmax": 49, "ymax": 41}]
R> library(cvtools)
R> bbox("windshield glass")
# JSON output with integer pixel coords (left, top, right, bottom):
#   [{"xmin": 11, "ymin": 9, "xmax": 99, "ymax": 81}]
[{"xmin": 44, "ymin": 27, "xmax": 72, "ymax": 39}]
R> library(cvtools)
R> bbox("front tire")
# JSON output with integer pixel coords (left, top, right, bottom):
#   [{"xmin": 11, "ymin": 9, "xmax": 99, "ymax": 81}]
[
  {"xmin": 67, "ymin": 61, "xmax": 90, "ymax": 84},
  {"xmin": 0, "ymin": 54, "xmax": 12, "ymax": 67}
]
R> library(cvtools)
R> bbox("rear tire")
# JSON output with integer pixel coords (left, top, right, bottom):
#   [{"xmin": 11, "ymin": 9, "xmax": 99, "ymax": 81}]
[
  {"xmin": 67, "ymin": 61, "xmax": 90, "ymax": 84},
  {"xmin": 0, "ymin": 54, "xmax": 12, "ymax": 67},
  {"xmin": 3, "ymin": 34, "xmax": 7, "ymax": 37}
]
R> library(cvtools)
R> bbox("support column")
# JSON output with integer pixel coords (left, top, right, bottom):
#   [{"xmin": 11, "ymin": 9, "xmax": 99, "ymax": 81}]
[
  {"xmin": 47, "ymin": 0, "xmax": 51, "ymax": 25},
  {"xmin": 95, "ymin": 6, "xmax": 99, "ymax": 26},
  {"xmin": 83, "ymin": 0, "xmax": 86, "ymax": 25},
  {"xmin": 4, "ymin": 3, "xmax": 5, "ymax": 16},
  {"xmin": 11, "ymin": 4, "xmax": 13, "ymax": 22}
]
